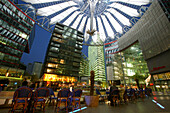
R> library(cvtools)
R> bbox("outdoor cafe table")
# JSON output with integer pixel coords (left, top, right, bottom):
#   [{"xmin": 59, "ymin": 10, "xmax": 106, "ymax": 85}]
[{"xmin": 0, "ymin": 91, "xmax": 14, "ymax": 107}]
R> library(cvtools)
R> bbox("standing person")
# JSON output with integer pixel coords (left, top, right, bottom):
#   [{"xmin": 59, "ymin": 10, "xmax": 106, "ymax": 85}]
[
  {"xmin": 22, "ymin": 78, "xmax": 28, "ymax": 87},
  {"xmin": 109, "ymin": 82, "xmax": 118, "ymax": 106},
  {"xmin": 110, "ymin": 82, "xmax": 118, "ymax": 93},
  {"xmin": 119, "ymin": 84, "xmax": 125, "ymax": 103}
]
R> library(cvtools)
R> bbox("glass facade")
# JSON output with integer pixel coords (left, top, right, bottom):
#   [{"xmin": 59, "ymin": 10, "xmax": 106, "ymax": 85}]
[
  {"xmin": 79, "ymin": 54, "xmax": 89, "ymax": 77},
  {"xmin": 158, "ymin": 0, "xmax": 170, "ymax": 21},
  {"xmin": 0, "ymin": 0, "xmax": 35, "ymax": 67},
  {"xmin": 105, "ymin": 40, "xmax": 119, "ymax": 65},
  {"xmin": 88, "ymin": 38, "xmax": 106, "ymax": 82},
  {"xmin": 43, "ymin": 23, "xmax": 84, "ymax": 82},
  {"xmin": 108, "ymin": 42, "xmax": 149, "ymax": 85}
]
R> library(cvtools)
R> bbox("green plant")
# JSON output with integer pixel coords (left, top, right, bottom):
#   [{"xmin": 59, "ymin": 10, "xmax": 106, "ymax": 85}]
[
  {"xmin": 90, "ymin": 70, "xmax": 95, "ymax": 96},
  {"xmin": 131, "ymin": 73, "xmax": 146, "ymax": 81},
  {"xmin": 131, "ymin": 73, "xmax": 146, "ymax": 89}
]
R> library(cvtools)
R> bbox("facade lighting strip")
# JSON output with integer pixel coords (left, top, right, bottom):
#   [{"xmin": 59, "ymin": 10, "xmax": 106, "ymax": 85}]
[
  {"xmin": 69, "ymin": 107, "xmax": 87, "ymax": 113},
  {"xmin": 152, "ymin": 99, "xmax": 165, "ymax": 109}
]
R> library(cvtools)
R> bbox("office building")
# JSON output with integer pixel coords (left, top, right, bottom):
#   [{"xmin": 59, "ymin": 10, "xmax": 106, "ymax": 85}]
[
  {"xmin": 0, "ymin": 0, "xmax": 35, "ymax": 78},
  {"xmin": 26, "ymin": 62, "xmax": 43, "ymax": 78},
  {"xmin": 88, "ymin": 37, "xmax": 106, "ymax": 82},
  {"xmin": 79, "ymin": 54, "xmax": 90, "ymax": 80},
  {"xmin": 42, "ymin": 23, "xmax": 84, "ymax": 83}
]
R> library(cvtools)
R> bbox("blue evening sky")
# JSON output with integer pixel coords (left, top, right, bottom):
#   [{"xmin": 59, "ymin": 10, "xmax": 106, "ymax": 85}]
[
  {"xmin": 21, "ymin": 25, "xmax": 88, "ymax": 65},
  {"xmin": 20, "ymin": 25, "xmax": 51, "ymax": 65}
]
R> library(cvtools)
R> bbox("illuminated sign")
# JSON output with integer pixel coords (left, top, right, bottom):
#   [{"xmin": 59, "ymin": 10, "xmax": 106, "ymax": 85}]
[
  {"xmin": 151, "ymin": 66, "xmax": 166, "ymax": 72},
  {"xmin": 43, "ymin": 74, "xmax": 77, "ymax": 82},
  {"xmin": 153, "ymin": 72, "xmax": 170, "ymax": 81}
]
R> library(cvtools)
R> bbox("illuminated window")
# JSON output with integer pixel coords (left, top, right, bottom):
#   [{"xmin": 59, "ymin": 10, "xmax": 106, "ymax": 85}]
[
  {"xmin": 55, "ymin": 64, "xmax": 58, "ymax": 68},
  {"xmin": 48, "ymin": 63, "xmax": 53, "ymax": 67},
  {"xmin": 47, "ymin": 69, "xmax": 52, "ymax": 73},
  {"xmin": 48, "ymin": 63, "xmax": 58, "ymax": 68},
  {"xmin": 60, "ymin": 59, "xmax": 64, "ymax": 64}
]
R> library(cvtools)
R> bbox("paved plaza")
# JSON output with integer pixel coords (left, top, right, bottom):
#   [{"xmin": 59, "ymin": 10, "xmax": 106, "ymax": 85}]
[{"xmin": 0, "ymin": 91, "xmax": 169, "ymax": 113}]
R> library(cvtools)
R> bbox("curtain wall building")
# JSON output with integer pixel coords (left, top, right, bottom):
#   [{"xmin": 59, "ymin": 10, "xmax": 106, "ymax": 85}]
[
  {"xmin": 79, "ymin": 54, "xmax": 89, "ymax": 78},
  {"xmin": 42, "ymin": 23, "xmax": 84, "ymax": 83},
  {"xmin": 88, "ymin": 38, "xmax": 106, "ymax": 82},
  {"xmin": 0, "ymin": 0, "xmax": 35, "ymax": 79}
]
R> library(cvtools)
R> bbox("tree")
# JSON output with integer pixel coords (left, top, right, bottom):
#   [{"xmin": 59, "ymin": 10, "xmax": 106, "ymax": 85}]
[
  {"xmin": 131, "ymin": 73, "xmax": 146, "ymax": 89},
  {"xmin": 90, "ymin": 70, "xmax": 95, "ymax": 96}
]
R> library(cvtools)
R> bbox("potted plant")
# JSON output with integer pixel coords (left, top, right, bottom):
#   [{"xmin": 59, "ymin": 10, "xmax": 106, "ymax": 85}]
[{"xmin": 85, "ymin": 71, "xmax": 99, "ymax": 107}]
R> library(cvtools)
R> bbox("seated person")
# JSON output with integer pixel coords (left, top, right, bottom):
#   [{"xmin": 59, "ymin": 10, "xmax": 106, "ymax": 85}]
[
  {"xmin": 108, "ymin": 83, "xmax": 119, "ymax": 106},
  {"xmin": 22, "ymin": 78, "xmax": 28, "ymax": 87}
]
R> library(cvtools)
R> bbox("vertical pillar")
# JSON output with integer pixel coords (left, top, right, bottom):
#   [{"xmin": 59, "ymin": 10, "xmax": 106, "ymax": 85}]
[{"xmin": 120, "ymin": 52, "xmax": 126, "ymax": 87}]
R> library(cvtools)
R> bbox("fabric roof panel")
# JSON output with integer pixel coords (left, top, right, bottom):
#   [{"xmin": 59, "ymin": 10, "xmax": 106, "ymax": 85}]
[{"xmin": 20, "ymin": 0, "xmax": 151, "ymax": 44}]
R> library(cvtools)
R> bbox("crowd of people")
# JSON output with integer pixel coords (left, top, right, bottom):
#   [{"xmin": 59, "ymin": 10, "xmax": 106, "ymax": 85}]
[
  {"xmin": 20, "ymin": 78, "xmax": 153, "ymax": 106},
  {"xmin": 21, "ymin": 78, "xmax": 75, "ymax": 92},
  {"xmin": 108, "ymin": 83, "xmax": 152, "ymax": 106}
]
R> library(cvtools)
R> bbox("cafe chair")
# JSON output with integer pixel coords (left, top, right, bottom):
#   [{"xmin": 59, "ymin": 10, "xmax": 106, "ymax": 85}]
[
  {"xmin": 55, "ymin": 89, "xmax": 70, "ymax": 113},
  {"xmin": 145, "ymin": 88, "xmax": 152, "ymax": 97},
  {"xmin": 32, "ymin": 87, "xmax": 49, "ymax": 113},
  {"xmin": 96, "ymin": 89, "xmax": 105, "ymax": 103},
  {"xmin": 71, "ymin": 89, "xmax": 82, "ymax": 111},
  {"xmin": 47, "ymin": 88, "xmax": 57, "ymax": 105},
  {"xmin": 123, "ymin": 90, "xmax": 129, "ymax": 104},
  {"xmin": 139, "ymin": 88, "xmax": 145, "ymax": 101},
  {"xmin": 111, "ymin": 89, "xmax": 120, "ymax": 106},
  {"xmin": 126, "ymin": 88, "xmax": 136, "ymax": 102},
  {"xmin": 9, "ymin": 86, "xmax": 32, "ymax": 113}
]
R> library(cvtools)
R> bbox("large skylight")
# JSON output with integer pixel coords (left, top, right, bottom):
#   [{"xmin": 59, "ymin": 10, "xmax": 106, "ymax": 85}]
[{"xmin": 21, "ymin": 0, "xmax": 151, "ymax": 45}]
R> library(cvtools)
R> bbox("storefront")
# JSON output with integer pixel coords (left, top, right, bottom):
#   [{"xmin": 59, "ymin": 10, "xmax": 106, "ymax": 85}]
[
  {"xmin": 0, "ymin": 65, "xmax": 24, "ymax": 91},
  {"xmin": 153, "ymin": 72, "xmax": 170, "ymax": 91}
]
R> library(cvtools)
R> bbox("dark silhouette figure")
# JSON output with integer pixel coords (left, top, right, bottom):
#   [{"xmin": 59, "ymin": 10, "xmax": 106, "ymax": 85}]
[
  {"xmin": 109, "ymin": 82, "xmax": 118, "ymax": 106},
  {"xmin": 22, "ymin": 78, "xmax": 28, "ymax": 86}
]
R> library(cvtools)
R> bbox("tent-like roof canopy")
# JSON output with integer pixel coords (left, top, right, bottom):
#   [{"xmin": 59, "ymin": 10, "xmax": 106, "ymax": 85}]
[{"xmin": 20, "ymin": 0, "xmax": 151, "ymax": 45}]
